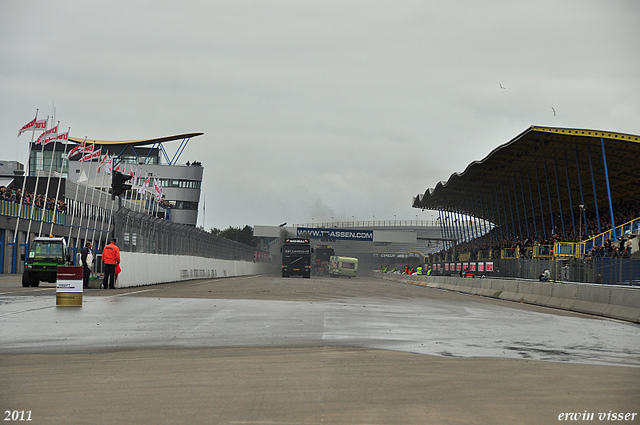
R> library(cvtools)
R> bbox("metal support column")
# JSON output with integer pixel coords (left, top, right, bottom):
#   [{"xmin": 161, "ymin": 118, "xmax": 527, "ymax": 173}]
[
  {"xmin": 467, "ymin": 199, "xmax": 480, "ymax": 241},
  {"xmin": 535, "ymin": 167, "xmax": 547, "ymax": 239},
  {"xmin": 564, "ymin": 152, "xmax": 576, "ymax": 239},
  {"xmin": 489, "ymin": 188, "xmax": 504, "ymax": 242},
  {"xmin": 553, "ymin": 157, "xmax": 565, "ymax": 237},
  {"xmin": 601, "ymin": 137, "xmax": 617, "ymax": 239},
  {"xmin": 499, "ymin": 184, "xmax": 512, "ymax": 241},
  {"xmin": 520, "ymin": 173, "xmax": 530, "ymax": 239},
  {"xmin": 512, "ymin": 177, "xmax": 523, "ymax": 241},
  {"xmin": 587, "ymin": 144, "xmax": 602, "ymax": 234},
  {"xmin": 575, "ymin": 149, "xmax": 588, "ymax": 239},
  {"xmin": 527, "ymin": 170, "xmax": 538, "ymax": 239},
  {"xmin": 543, "ymin": 162, "xmax": 555, "ymax": 235}
]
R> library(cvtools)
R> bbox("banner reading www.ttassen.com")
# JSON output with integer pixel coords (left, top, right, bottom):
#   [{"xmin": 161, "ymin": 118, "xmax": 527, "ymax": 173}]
[{"xmin": 297, "ymin": 227, "xmax": 374, "ymax": 241}]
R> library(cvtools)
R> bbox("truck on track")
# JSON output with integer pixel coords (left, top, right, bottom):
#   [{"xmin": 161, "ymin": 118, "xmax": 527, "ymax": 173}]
[
  {"xmin": 328, "ymin": 255, "xmax": 358, "ymax": 278},
  {"xmin": 281, "ymin": 238, "xmax": 313, "ymax": 278},
  {"xmin": 22, "ymin": 237, "xmax": 71, "ymax": 287},
  {"xmin": 312, "ymin": 245, "xmax": 335, "ymax": 276}
]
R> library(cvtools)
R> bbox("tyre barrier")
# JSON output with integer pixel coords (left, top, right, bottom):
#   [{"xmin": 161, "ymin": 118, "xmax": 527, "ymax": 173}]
[{"xmin": 375, "ymin": 271, "xmax": 640, "ymax": 323}]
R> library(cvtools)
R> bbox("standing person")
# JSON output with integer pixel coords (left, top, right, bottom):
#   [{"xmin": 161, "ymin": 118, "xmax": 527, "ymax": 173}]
[
  {"xmin": 80, "ymin": 242, "xmax": 93, "ymax": 289},
  {"xmin": 102, "ymin": 238, "xmax": 120, "ymax": 289}
]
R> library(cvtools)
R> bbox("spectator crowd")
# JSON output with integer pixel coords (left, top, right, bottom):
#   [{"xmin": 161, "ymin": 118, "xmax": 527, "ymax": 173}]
[
  {"xmin": 434, "ymin": 200, "xmax": 640, "ymax": 260},
  {"xmin": 1, "ymin": 186, "xmax": 67, "ymax": 212}
]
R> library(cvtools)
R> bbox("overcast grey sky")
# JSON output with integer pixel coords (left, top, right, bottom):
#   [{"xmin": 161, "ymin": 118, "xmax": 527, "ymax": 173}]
[{"xmin": 2, "ymin": 1, "xmax": 639, "ymax": 230}]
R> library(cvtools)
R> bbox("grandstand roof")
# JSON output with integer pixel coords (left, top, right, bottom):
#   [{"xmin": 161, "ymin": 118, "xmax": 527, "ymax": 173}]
[
  {"xmin": 413, "ymin": 126, "xmax": 640, "ymax": 231},
  {"xmin": 68, "ymin": 132, "xmax": 203, "ymax": 147}
]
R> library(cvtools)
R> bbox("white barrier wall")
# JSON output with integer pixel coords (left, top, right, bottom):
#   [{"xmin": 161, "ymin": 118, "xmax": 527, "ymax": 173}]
[
  {"xmin": 116, "ymin": 252, "xmax": 273, "ymax": 288},
  {"xmin": 375, "ymin": 272, "xmax": 640, "ymax": 323}
]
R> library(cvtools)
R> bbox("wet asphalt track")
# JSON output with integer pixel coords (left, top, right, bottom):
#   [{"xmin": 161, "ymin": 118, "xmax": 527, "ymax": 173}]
[
  {"xmin": 1, "ymin": 274, "xmax": 638, "ymax": 366},
  {"xmin": 1, "ymin": 273, "xmax": 639, "ymax": 424}
]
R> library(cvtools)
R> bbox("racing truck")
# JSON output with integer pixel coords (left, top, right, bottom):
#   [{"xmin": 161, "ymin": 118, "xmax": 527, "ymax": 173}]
[
  {"xmin": 312, "ymin": 245, "xmax": 335, "ymax": 276},
  {"xmin": 22, "ymin": 236, "xmax": 72, "ymax": 287},
  {"xmin": 281, "ymin": 238, "xmax": 313, "ymax": 278}
]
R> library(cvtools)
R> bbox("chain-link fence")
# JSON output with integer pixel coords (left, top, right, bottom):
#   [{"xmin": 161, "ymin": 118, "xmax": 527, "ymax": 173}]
[{"xmin": 114, "ymin": 207, "xmax": 259, "ymax": 262}]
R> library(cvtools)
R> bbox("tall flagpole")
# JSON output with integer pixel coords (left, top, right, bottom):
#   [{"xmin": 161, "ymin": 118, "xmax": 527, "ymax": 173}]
[
  {"xmin": 91, "ymin": 152, "xmax": 107, "ymax": 248},
  {"xmin": 84, "ymin": 145, "xmax": 103, "ymax": 244},
  {"xmin": 67, "ymin": 137, "xmax": 87, "ymax": 245},
  {"xmin": 14, "ymin": 109, "xmax": 40, "ymax": 245},
  {"xmin": 95, "ymin": 154, "xmax": 113, "ymax": 253},
  {"xmin": 39, "ymin": 121, "xmax": 61, "ymax": 236},
  {"xmin": 76, "ymin": 143, "xmax": 98, "ymax": 246},
  {"xmin": 49, "ymin": 127, "xmax": 70, "ymax": 236},
  {"xmin": 27, "ymin": 116, "xmax": 50, "ymax": 241}
]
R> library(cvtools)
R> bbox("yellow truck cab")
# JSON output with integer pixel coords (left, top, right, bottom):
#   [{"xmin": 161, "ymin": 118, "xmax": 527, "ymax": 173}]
[{"xmin": 328, "ymin": 256, "xmax": 358, "ymax": 278}]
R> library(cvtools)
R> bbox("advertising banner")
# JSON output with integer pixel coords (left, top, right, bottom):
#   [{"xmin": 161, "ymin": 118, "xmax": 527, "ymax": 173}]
[{"xmin": 297, "ymin": 227, "xmax": 374, "ymax": 241}]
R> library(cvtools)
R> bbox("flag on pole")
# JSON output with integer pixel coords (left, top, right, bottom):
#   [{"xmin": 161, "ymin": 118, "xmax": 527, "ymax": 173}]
[
  {"xmin": 35, "ymin": 119, "xmax": 47, "ymax": 130},
  {"xmin": 41, "ymin": 129, "xmax": 68, "ymax": 146},
  {"xmin": 18, "ymin": 117, "xmax": 46, "ymax": 136},
  {"xmin": 35, "ymin": 124, "xmax": 58, "ymax": 145},
  {"xmin": 97, "ymin": 153, "xmax": 108, "ymax": 172},
  {"xmin": 137, "ymin": 174, "xmax": 150, "ymax": 194},
  {"xmin": 67, "ymin": 139, "xmax": 86, "ymax": 158},
  {"xmin": 18, "ymin": 117, "xmax": 36, "ymax": 136},
  {"xmin": 105, "ymin": 156, "xmax": 113, "ymax": 174},
  {"xmin": 79, "ymin": 147, "xmax": 101, "ymax": 162},
  {"xmin": 153, "ymin": 177, "xmax": 163, "ymax": 200}
]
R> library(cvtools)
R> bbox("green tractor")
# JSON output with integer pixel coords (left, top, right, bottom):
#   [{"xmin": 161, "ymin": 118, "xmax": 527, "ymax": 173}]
[{"xmin": 22, "ymin": 237, "xmax": 72, "ymax": 287}]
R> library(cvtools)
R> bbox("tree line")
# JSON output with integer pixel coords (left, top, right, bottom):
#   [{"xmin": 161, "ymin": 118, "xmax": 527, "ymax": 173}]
[{"xmin": 197, "ymin": 225, "xmax": 256, "ymax": 246}]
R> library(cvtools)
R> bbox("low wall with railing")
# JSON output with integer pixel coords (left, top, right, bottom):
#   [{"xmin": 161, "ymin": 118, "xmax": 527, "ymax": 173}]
[
  {"xmin": 375, "ymin": 272, "xmax": 640, "ymax": 323},
  {"xmin": 114, "ymin": 252, "xmax": 274, "ymax": 288}
]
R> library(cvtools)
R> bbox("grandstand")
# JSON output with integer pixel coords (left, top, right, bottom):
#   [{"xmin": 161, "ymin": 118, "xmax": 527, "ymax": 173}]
[{"xmin": 412, "ymin": 126, "xmax": 640, "ymax": 284}]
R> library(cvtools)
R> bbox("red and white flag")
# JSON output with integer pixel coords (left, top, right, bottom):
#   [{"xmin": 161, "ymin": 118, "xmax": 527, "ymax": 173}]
[
  {"xmin": 18, "ymin": 117, "xmax": 46, "ymax": 136},
  {"xmin": 67, "ymin": 139, "xmax": 86, "ymax": 158},
  {"xmin": 97, "ymin": 154, "xmax": 109, "ymax": 173},
  {"xmin": 153, "ymin": 178, "xmax": 163, "ymax": 200},
  {"xmin": 137, "ymin": 175, "xmax": 150, "ymax": 194},
  {"xmin": 41, "ymin": 130, "xmax": 68, "ymax": 146},
  {"xmin": 35, "ymin": 119, "xmax": 47, "ymax": 130},
  {"xmin": 35, "ymin": 124, "xmax": 58, "ymax": 145},
  {"xmin": 104, "ymin": 156, "xmax": 113, "ymax": 174},
  {"xmin": 79, "ymin": 147, "xmax": 101, "ymax": 162},
  {"xmin": 18, "ymin": 117, "xmax": 36, "ymax": 137},
  {"xmin": 40, "ymin": 130, "xmax": 70, "ymax": 146}
]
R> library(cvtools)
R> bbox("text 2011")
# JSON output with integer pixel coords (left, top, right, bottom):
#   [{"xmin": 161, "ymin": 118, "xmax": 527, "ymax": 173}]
[{"xmin": 4, "ymin": 411, "xmax": 32, "ymax": 421}]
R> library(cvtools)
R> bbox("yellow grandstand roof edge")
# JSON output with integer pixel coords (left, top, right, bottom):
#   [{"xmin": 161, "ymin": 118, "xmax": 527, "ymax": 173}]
[
  {"xmin": 530, "ymin": 126, "xmax": 640, "ymax": 142},
  {"xmin": 412, "ymin": 125, "xmax": 640, "ymax": 211},
  {"xmin": 68, "ymin": 132, "xmax": 203, "ymax": 146}
]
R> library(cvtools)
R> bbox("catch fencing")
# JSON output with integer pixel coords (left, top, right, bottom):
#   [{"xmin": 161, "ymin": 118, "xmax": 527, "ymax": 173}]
[{"xmin": 114, "ymin": 207, "xmax": 258, "ymax": 262}]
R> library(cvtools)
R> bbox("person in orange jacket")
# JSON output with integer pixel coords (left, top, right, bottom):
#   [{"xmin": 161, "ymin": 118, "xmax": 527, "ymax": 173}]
[{"xmin": 102, "ymin": 238, "xmax": 120, "ymax": 289}]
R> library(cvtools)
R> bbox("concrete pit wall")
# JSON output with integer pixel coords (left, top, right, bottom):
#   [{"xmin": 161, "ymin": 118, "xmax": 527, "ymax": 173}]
[
  {"xmin": 115, "ymin": 252, "xmax": 273, "ymax": 288},
  {"xmin": 376, "ymin": 272, "xmax": 640, "ymax": 323}
]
